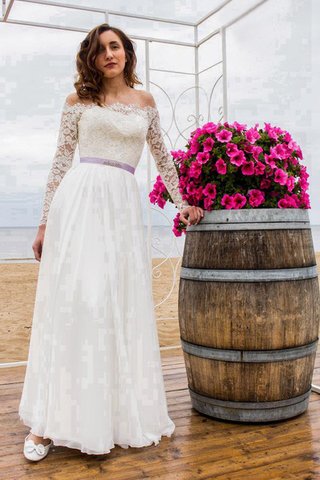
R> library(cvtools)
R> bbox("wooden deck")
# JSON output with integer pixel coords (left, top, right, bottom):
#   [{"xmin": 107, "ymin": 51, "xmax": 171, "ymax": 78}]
[
  {"xmin": 0, "ymin": 347, "xmax": 319, "ymax": 479},
  {"xmin": 0, "ymin": 256, "xmax": 320, "ymax": 479}
]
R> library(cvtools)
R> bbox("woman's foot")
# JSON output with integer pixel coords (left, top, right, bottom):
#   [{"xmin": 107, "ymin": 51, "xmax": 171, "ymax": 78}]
[
  {"xmin": 27, "ymin": 433, "xmax": 51, "ymax": 446},
  {"xmin": 23, "ymin": 431, "xmax": 53, "ymax": 461}
]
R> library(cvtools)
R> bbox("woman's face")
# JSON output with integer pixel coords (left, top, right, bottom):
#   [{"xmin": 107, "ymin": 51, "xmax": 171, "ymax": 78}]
[{"xmin": 95, "ymin": 30, "xmax": 127, "ymax": 80}]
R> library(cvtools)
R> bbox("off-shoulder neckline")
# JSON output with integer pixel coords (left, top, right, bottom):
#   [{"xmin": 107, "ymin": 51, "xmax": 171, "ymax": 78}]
[{"xmin": 64, "ymin": 100, "xmax": 158, "ymax": 113}]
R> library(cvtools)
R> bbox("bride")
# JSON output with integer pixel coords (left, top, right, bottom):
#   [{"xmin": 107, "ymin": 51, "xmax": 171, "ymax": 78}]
[{"xmin": 19, "ymin": 22, "xmax": 204, "ymax": 461}]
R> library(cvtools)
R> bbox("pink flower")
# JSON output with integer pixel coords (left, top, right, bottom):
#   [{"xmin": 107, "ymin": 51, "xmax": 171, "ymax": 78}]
[
  {"xmin": 203, "ymin": 136, "xmax": 215, "ymax": 152},
  {"xmin": 278, "ymin": 199, "xmax": 288, "ymax": 208},
  {"xmin": 202, "ymin": 122, "xmax": 219, "ymax": 134},
  {"xmin": 233, "ymin": 193, "xmax": 247, "ymax": 209},
  {"xmin": 221, "ymin": 194, "xmax": 235, "ymax": 209},
  {"xmin": 178, "ymin": 176, "xmax": 188, "ymax": 189},
  {"xmin": 288, "ymin": 140, "xmax": 303, "ymax": 159},
  {"xmin": 203, "ymin": 183, "xmax": 217, "ymax": 199},
  {"xmin": 300, "ymin": 166, "xmax": 309, "ymax": 180},
  {"xmin": 248, "ymin": 189, "xmax": 265, "ymax": 207},
  {"xmin": 216, "ymin": 129, "xmax": 233, "ymax": 143},
  {"xmin": 154, "ymin": 176, "xmax": 167, "ymax": 193},
  {"xmin": 299, "ymin": 178, "xmax": 309, "ymax": 191},
  {"xmin": 157, "ymin": 196, "xmax": 167, "ymax": 208},
  {"xmin": 172, "ymin": 227, "xmax": 182, "ymax": 236},
  {"xmin": 194, "ymin": 185, "xmax": 204, "ymax": 202},
  {"xmin": 149, "ymin": 191, "xmax": 157, "ymax": 202},
  {"xmin": 245, "ymin": 128, "xmax": 261, "ymax": 144},
  {"xmin": 296, "ymin": 146, "xmax": 303, "ymax": 159},
  {"xmin": 173, "ymin": 213, "xmax": 184, "ymax": 236},
  {"xmin": 226, "ymin": 143, "xmax": 239, "ymax": 157},
  {"xmin": 196, "ymin": 151, "xmax": 210, "ymax": 164},
  {"xmin": 264, "ymin": 122, "xmax": 279, "ymax": 141},
  {"xmin": 216, "ymin": 158, "xmax": 227, "ymax": 175},
  {"xmin": 286, "ymin": 175, "xmax": 295, "ymax": 192},
  {"xmin": 179, "ymin": 163, "xmax": 188, "ymax": 175},
  {"xmin": 243, "ymin": 143, "xmax": 253, "ymax": 154},
  {"xmin": 204, "ymin": 196, "xmax": 214, "ymax": 210},
  {"xmin": 241, "ymin": 161, "xmax": 255, "ymax": 176},
  {"xmin": 170, "ymin": 149, "xmax": 188, "ymax": 162},
  {"xmin": 252, "ymin": 145, "xmax": 263, "ymax": 161},
  {"xmin": 189, "ymin": 141, "xmax": 200, "ymax": 155},
  {"xmin": 274, "ymin": 168, "xmax": 288, "ymax": 185},
  {"xmin": 189, "ymin": 161, "xmax": 202, "ymax": 178},
  {"xmin": 270, "ymin": 144, "xmax": 287, "ymax": 160},
  {"xmin": 300, "ymin": 191, "xmax": 311, "ymax": 208},
  {"xmin": 289, "ymin": 156, "xmax": 298, "ymax": 166},
  {"xmin": 232, "ymin": 121, "xmax": 247, "ymax": 132},
  {"xmin": 280, "ymin": 144, "xmax": 292, "ymax": 159},
  {"xmin": 254, "ymin": 161, "xmax": 266, "ymax": 175},
  {"xmin": 156, "ymin": 120, "xmax": 311, "ymax": 238},
  {"xmin": 186, "ymin": 182, "xmax": 198, "ymax": 194},
  {"xmin": 277, "ymin": 194, "xmax": 299, "ymax": 208},
  {"xmin": 264, "ymin": 154, "xmax": 276, "ymax": 169},
  {"xmin": 260, "ymin": 178, "xmax": 271, "ymax": 190},
  {"xmin": 230, "ymin": 150, "xmax": 246, "ymax": 166},
  {"xmin": 284, "ymin": 132, "xmax": 292, "ymax": 143}
]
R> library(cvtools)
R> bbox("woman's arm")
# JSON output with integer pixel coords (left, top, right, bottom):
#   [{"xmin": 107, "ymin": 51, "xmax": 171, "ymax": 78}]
[
  {"xmin": 38, "ymin": 94, "xmax": 81, "ymax": 226},
  {"xmin": 145, "ymin": 97, "xmax": 190, "ymax": 212},
  {"xmin": 144, "ymin": 93, "xmax": 204, "ymax": 225}
]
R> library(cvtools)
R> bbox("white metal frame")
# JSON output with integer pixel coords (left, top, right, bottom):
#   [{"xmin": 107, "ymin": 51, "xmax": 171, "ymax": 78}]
[{"xmin": 1, "ymin": 0, "xmax": 319, "ymax": 397}]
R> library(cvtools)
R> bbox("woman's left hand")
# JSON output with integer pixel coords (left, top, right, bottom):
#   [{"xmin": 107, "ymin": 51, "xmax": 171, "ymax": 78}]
[{"xmin": 179, "ymin": 205, "xmax": 204, "ymax": 226}]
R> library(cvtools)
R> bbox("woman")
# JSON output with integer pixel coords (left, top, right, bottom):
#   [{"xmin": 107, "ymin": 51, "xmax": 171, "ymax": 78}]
[{"xmin": 19, "ymin": 22, "xmax": 204, "ymax": 461}]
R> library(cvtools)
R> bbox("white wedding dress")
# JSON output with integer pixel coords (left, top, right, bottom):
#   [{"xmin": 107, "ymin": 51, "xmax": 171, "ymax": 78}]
[{"xmin": 18, "ymin": 98, "xmax": 187, "ymax": 455}]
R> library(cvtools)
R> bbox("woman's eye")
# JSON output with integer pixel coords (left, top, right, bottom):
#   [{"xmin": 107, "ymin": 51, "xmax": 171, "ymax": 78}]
[{"xmin": 98, "ymin": 45, "xmax": 119, "ymax": 53}]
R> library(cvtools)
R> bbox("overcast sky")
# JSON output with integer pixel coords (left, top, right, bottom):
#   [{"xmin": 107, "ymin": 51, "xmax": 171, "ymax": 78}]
[{"xmin": 0, "ymin": 0, "xmax": 318, "ymax": 227}]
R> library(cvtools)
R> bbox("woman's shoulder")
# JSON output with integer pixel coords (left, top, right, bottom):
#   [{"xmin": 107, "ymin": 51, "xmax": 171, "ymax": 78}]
[
  {"xmin": 137, "ymin": 90, "xmax": 157, "ymax": 109},
  {"xmin": 65, "ymin": 92, "xmax": 92, "ymax": 107}
]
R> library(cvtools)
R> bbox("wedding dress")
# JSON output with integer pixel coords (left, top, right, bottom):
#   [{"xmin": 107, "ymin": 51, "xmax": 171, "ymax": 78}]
[{"xmin": 18, "ymin": 98, "xmax": 187, "ymax": 455}]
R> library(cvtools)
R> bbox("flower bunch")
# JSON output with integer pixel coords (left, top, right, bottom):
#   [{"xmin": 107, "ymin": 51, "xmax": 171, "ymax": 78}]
[{"xmin": 149, "ymin": 120, "xmax": 310, "ymax": 236}]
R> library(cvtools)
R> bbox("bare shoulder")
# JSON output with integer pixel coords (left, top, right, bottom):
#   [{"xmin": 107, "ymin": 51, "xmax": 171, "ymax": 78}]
[
  {"xmin": 138, "ymin": 90, "xmax": 157, "ymax": 108},
  {"xmin": 65, "ymin": 92, "xmax": 92, "ymax": 107},
  {"xmin": 65, "ymin": 92, "xmax": 81, "ymax": 106}
]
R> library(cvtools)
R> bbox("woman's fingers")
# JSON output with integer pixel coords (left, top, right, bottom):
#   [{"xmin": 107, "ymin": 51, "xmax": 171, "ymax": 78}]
[
  {"xmin": 179, "ymin": 212, "xmax": 189, "ymax": 226},
  {"xmin": 188, "ymin": 207, "xmax": 203, "ymax": 225},
  {"xmin": 32, "ymin": 241, "xmax": 41, "ymax": 262},
  {"xmin": 32, "ymin": 229, "xmax": 45, "ymax": 262},
  {"xmin": 180, "ymin": 206, "xmax": 205, "ymax": 226}
]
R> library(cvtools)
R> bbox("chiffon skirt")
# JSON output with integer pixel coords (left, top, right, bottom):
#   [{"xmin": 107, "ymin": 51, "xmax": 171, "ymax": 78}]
[{"xmin": 18, "ymin": 160, "xmax": 175, "ymax": 455}]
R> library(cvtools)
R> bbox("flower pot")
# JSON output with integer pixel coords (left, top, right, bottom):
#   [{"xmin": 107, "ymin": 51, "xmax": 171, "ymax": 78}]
[{"xmin": 178, "ymin": 208, "xmax": 320, "ymax": 422}]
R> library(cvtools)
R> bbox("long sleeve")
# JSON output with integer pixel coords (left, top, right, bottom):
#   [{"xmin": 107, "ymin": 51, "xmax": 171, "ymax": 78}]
[
  {"xmin": 39, "ymin": 101, "xmax": 80, "ymax": 226},
  {"xmin": 146, "ymin": 107, "xmax": 189, "ymax": 211}
]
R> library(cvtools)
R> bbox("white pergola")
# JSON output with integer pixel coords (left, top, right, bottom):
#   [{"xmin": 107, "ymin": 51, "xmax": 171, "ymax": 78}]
[
  {"xmin": 1, "ymin": 0, "xmax": 271, "ymax": 277},
  {"xmin": 1, "ymin": 0, "xmax": 319, "ymax": 395}
]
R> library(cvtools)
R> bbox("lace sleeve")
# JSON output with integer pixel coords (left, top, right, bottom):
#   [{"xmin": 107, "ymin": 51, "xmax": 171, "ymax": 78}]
[
  {"xmin": 146, "ymin": 107, "xmax": 189, "ymax": 211},
  {"xmin": 39, "ymin": 101, "xmax": 82, "ymax": 226}
]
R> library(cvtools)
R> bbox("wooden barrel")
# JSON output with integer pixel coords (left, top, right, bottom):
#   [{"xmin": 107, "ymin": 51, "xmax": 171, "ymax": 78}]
[{"xmin": 178, "ymin": 208, "xmax": 320, "ymax": 422}]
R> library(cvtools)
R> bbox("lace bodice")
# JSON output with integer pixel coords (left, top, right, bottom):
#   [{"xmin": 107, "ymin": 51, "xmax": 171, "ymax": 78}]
[{"xmin": 39, "ymin": 100, "xmax": 189, "ymax": 225}]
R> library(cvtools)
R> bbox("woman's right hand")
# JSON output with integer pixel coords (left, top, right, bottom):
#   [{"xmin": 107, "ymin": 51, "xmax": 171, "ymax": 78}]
[
  {"xmin": 32, "ymin": 224, "xmax": 46, "ymax": 262},
  {"xmin": 179, "ymin": 205, "xmax": 204, "ymax": 226}
]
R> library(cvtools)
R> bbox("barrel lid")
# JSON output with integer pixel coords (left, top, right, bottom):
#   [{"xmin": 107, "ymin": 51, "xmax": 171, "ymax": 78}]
[{"xmin": 192, "ymin": 208, "xmax": 310, "ymax": 224}]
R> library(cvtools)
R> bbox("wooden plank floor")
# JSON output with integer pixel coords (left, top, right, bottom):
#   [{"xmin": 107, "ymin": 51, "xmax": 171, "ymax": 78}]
[
  {"xmin": 1, "ymin": 253, "xmax": 320, "ymax": 478},
  {"xmin": 1, "ymin": 347, "xmax": 319, "ymax": 480}
]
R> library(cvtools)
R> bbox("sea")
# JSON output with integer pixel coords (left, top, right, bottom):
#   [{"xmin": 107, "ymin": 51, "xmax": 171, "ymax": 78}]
[{"xmin": 0, "ymin": 225, "xmax": 319, "ymax": 263}]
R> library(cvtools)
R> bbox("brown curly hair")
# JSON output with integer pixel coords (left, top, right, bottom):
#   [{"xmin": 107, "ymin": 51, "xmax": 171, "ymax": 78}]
[{"xmin": 74, "ymin": 23, "xmax": 142, "ymax": 107}]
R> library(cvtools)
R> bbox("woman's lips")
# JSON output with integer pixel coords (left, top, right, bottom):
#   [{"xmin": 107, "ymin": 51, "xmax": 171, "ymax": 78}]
[{"xmin": 105, "ymin": 63, "xmax": 116, "ymax": 68}]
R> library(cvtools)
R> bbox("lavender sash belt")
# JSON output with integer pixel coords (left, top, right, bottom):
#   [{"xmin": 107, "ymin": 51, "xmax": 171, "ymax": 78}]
[{"xmin": 80, "ymin": 156, "xmax": 135, "ymax": 174}]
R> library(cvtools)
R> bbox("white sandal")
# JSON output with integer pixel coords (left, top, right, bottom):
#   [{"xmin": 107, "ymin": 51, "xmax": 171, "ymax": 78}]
[{"xmin": 23, "ymin": 433, "xmax": 53, "ymax": 461}]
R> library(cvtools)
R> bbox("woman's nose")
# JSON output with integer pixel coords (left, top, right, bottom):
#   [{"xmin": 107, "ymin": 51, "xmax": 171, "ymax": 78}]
[{"xmin": 105, "ymin": 50, "xmax": 113, "ymax": 59}]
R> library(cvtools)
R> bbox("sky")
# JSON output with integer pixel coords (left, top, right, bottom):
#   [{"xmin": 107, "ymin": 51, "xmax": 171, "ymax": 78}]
[{"xmin": 0, "ymin": 0, "xmax": 318, "ymax": 227}]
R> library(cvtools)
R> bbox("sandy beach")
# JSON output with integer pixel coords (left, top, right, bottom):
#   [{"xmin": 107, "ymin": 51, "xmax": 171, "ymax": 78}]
[{"xmin": 1, "ymin": 254, "xmax": 319, "ymax": 364}]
